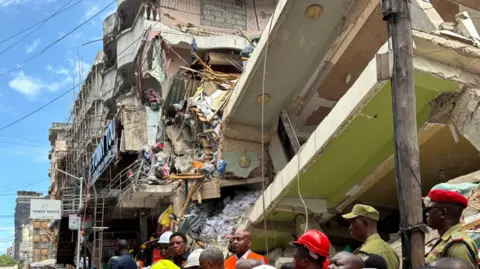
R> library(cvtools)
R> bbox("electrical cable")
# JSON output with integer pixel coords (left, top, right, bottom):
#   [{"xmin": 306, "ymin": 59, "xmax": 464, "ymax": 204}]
[
  {"xmin": 0, "ymin": 0, "xmax": 115, "ymax": 76},
  {"xmin": 0, "ymin": 135, "xmax": 48, "ymax": 143},
  {"xmin": 0, "ymin": 145, "xmax": 47, "ymax": 156},
  {"xmin": 0, "ymin": 0, "xmax": 13, "ymax": 5},
  {"xmin": 0, "ymin": 0, "xmax": 82, "ymax": 56},
  {"xmin": 260, "ymin": 4, "xmax": 275, "ymax": 254},
  {"xmin": 0, "ymin": 179, "xmax": 49, "ymax": 194},
  {"xmin": 0, "ymin": 141, "xmax": 50, "ymax": 149},
  {"xmin": 0, "ymin": 78, "xmax": 86, "ymax": 132},
  {"xmin": 0, "ymin": 0, "xmax": 82, "ymax": 45}
]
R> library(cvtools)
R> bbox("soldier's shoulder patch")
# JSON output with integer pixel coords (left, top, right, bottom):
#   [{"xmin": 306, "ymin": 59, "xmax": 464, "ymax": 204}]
[
  {"xmin": 451, "ymin": 233, "xmax": 464, "ymax": 242},
  {"xmin": 430, "ymin": 248, "xmax": 440, "ymax": 257}
]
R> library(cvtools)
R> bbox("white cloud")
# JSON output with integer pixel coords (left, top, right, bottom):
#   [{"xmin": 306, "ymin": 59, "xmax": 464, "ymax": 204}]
[
  {"xmin": 25, "ymin": 38, "xmax": 40, "ymax": 54},
  {"xmin": 1, "ymin": 0, "xmax": 57, "ymax": 8},
  {"xmin": 9, "ymin": 72, "xmax": 42, "ymax": 99},
  {"xmin": 82, "ymin": 5, "xmax": 100, "ymax": 21},
  {"xmin": 9, "ymin": 71, "xmax": 72, "ymax": 100},
  {"xmin": 46, "ymin": 65, "xmax": 70, "ymax": 76}
]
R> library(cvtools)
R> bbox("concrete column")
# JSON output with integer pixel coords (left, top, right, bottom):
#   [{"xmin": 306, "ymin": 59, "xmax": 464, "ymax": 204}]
[
  {"xmin": 173, "ymin": 182, "xmax": 186, "ymax": 217},
  {"xmin": 140, "ymin": 215, "xmax": 148, "ymax": 243}
]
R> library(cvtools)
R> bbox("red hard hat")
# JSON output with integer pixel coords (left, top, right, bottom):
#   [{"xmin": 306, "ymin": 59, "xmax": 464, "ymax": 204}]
[{"xmin": 291, "ymin": 230, "xmax": 330, "ymax": 257}]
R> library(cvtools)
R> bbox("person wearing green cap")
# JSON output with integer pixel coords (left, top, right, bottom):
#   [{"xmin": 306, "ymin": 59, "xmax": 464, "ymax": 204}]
[{"xmin": 342, "ymin": 204, "xmax": 399, "ymax": 269}]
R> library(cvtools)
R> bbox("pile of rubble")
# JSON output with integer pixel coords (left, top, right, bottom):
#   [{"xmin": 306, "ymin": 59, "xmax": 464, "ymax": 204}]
[
  {"xmin": 199, "ymin": 191, "xmax": 260, "ymax": 242},
  {"xmin": 133, "ymin": 52, "xmax": 240, "ymax": 187}
]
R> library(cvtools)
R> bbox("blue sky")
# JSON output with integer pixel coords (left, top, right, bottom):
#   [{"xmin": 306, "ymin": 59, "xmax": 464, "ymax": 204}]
[{"xmin": 0, "ymin": 0, "xmax": 116, "ymax": 254}]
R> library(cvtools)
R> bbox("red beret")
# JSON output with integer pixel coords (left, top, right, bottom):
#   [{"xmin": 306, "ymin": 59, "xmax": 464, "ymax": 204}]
[{"xmin": 428, "ymin": 189, "xmax": 468, "ymax": 208}]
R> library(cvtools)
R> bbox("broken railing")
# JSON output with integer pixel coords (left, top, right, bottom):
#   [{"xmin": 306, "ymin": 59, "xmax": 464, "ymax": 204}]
[{"xmin": 99, "ymin": 159, "xmax": 150, "ymax": 199}]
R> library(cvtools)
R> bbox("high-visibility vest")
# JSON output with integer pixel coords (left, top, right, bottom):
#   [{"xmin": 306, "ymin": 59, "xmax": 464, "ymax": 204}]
[{"xmin": 224, "ymin": 251, "xmax": 268, "ymax": 269}]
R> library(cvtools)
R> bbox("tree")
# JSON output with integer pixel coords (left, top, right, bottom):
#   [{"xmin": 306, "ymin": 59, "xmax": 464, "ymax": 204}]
[{"xmin": 0, "ymin": 254, "xmax": 19, "ymax": 267}]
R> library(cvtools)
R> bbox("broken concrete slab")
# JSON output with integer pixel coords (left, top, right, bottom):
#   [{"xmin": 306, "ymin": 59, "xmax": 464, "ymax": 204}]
[
  {"xmin": 430, "ymin": 87, "xmax": 480, "ymax": 152},
  {"xmin": 411, "ymin": 0, "xmax": 444, "ymax": 32},
  {"xmin": 275, "ymin": 258, "xmax": 294, "ymax": 269},
  {"xmin": 165, "ymin": 125, "xmax": 193, "ymax": 155},
  {"xmin": 222, "ymin": 152, "xmax": 260, "ymax": 178}
]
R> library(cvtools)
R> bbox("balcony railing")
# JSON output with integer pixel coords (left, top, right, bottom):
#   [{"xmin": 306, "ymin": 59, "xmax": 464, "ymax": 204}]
[
  {"xmin": 99, "ymin": 159, "xmax": 150, "ymax": 199},
  {"xmin": 116, "ymin": 3, "xmax": 161, "ymax": 70}
]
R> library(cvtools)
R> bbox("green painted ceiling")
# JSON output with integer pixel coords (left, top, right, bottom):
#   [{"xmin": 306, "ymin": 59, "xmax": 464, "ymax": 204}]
[{"xmin": 259, "ymin": 71, "xmax": 459, "ymax": 225}]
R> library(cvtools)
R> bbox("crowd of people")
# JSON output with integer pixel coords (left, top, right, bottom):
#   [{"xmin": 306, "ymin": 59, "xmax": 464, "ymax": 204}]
[{"xmin": 107, "ymin": 188, "xmax": 479, "ymax": 269}]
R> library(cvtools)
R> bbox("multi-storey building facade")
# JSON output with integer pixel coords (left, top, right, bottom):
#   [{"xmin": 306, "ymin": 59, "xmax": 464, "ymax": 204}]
[
  {"xmin": 14, "ymin": 192, "xmax": 42, "ymax": 260},
  {"xmin": 49, "ymin": 0, "xmax": 480, "ymax": 267},
  {"xmin": 49, "ymin": 0, "xmax": 278, "ymax": 268}
]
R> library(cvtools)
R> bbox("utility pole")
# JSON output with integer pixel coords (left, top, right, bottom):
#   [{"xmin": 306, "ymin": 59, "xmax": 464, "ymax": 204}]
[
  {"xmin": 51, "ymin": 168, "xmax": 84, "ymax": 269},
  {"xmin": 381, "ymin": 0, "xmax": 425, "ymax": 268}
]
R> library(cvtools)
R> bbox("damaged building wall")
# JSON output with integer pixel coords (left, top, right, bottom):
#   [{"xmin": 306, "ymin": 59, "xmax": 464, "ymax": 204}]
[
  {"xmin": 430, "ymin": 87, "xmax": 480, "ymax": 152},
  {"xmin": 119, "ymin": 106, "xmax": 148, "ymax": 152},
  {"xmin": 157, "ymin": 0, "xmax": 276, "ymax": 35}
]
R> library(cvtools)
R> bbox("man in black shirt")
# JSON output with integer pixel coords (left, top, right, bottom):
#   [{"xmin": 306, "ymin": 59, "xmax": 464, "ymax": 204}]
[{"xmin": 113, "ymin": 240, "xmax": 137, "ymax": 269}]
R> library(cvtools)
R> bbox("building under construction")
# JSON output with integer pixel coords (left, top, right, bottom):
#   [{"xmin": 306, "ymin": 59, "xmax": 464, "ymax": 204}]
[{"xmin": 45, "ymin": 0, "xmax": 480, "ymax": 268}]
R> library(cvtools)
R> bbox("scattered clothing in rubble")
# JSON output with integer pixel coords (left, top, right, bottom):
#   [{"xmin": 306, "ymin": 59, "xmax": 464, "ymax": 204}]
[
  {"xmin": 431, "ymin": 182, "xmax": 478, "ymax": 197},
  {"xmin": 240, "ymin": 36, "xmax": 261, "ymax": 58},
  {"xmin": 143, "ymin": 89, "xmax": 162, "ymax": 110}
]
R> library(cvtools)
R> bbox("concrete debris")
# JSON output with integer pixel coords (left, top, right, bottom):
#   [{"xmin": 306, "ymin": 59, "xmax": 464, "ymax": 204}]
[
  {"xmin": 454, "ymin": 12, "xmax": 480, "ymax": 47},
  {"xmin": 198, "ymin": 191, "xmax": 261, "ymax": 242},
  {"xmin": 174, "ymin": 150, "xmax": 196, "ymax": 173},
  {"xmin": 390, "ymin": 228, "xmax": 439, "ymax": 269},
  {"xmin": 166, "ymin": 125, "xmax": 194, "ymax": 155},
  {"xmin": 275, "ymin": 258, "xmax": 294, "ymax": 269},
  {"xmin": 283, "ymin": 246, "xmax": 294, "ymax": 257},
  {"xmin": 143, "ymin": 37, "xmax": 169, "ymax": 85},
  {"xmin": 266, "ymin": 248, "xmax": 283, "ymax": 264}
]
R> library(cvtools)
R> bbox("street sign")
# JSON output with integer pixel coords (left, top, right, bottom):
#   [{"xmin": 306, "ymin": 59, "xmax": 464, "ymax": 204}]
[
  {"xmin": 30, "ymin": 199, "xmax": 61, "ymax": 220},
  {"xmin": 69, "ymin": 214, "xmax": 80, "ymax": 230}
]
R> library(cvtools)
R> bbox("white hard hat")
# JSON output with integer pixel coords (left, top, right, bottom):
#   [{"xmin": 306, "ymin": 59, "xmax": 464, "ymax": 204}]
[
  {"xmin": 158, "ymin": 231, "xmax": 173, "ymax": 244},
  {"xmin": 185, "ymin": 249, "xmax": 204, "ymax": 268}
]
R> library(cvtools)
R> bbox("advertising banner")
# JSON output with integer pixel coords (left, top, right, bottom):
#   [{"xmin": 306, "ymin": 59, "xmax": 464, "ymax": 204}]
[{"xmin": 30, "ymin": 199, "xmax": 61, "ymax": 220}]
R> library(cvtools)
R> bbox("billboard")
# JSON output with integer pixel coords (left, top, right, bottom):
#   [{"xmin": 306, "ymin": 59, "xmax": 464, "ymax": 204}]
[
  {"xmin": 89, "ymin": 120, "xmax": 116, "ymax": 184},
  {"xmin": 30, "ymin": 199, "xmax": 61, "ymax": 220}
]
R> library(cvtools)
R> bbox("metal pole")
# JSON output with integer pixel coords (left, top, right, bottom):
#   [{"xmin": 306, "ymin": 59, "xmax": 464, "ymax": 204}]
[{"xmin": 76, "ymin": 177, "xmax": 83, "ymax": 269}]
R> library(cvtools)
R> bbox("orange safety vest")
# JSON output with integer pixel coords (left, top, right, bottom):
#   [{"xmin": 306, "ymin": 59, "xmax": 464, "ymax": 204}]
[{"xmin": 224, "ymin": 251, "xmax": 268, "ymax": 269}]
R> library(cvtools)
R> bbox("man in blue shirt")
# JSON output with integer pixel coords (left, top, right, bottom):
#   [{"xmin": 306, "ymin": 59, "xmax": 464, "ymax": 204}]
[{"xmin": 113, "ymin": 240, "xmax": 138, "ymax": 269}]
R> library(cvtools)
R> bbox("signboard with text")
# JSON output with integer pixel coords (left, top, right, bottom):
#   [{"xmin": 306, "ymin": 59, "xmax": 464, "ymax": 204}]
[
  {"xmin": 30, "ymin": 199, "xmax": 61, "ymax": 220},
  {"xmin": 89, "ymin": 120, "xmax": 116, "ymax": 184},
  {"xmin": 68, "ymin": 214, "xmax": 80, "ymax": 230}
]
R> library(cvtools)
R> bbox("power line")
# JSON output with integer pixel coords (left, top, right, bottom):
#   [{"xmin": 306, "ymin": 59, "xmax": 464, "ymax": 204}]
[
  {"xmin": 0, "ymin": 145, "xmax": 46, "ymax": 156},
  {"xmin": 0, "ymin": 135, "xmax": 46, "ymax": 143},
  {"xmin": 0, "ymin": 1, "xmax": 180, "ymax": 132},
  {"xmin": 0, "ymin": 79, "xmax": 86, "ymax": 132},
  {"xmin": 0, "ymin": 0, "xmax": 14, "ymax": 6},
  {"xmin": 0, "ymin": 0, "xmax": 82, "ymax": 56},
  {"xmin": 0, "ymin": 179, "xmax": 49, "ymax": 194},
  {"xmin": 0, "ymin": 0, "xmax": 115, "ymax": 76},
  {"xmin": 0, "ymin": 0, "xmax": 82, "ymax": 45},
  {"xmin": 0, "ymin": 141, "xmax": 50, "ymax": 149}
]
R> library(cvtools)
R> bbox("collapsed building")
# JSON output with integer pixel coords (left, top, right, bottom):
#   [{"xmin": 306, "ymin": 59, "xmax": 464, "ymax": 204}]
[{"xmin": 45, "ymin": 0, "xmax": 480, "ymax": 267}]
